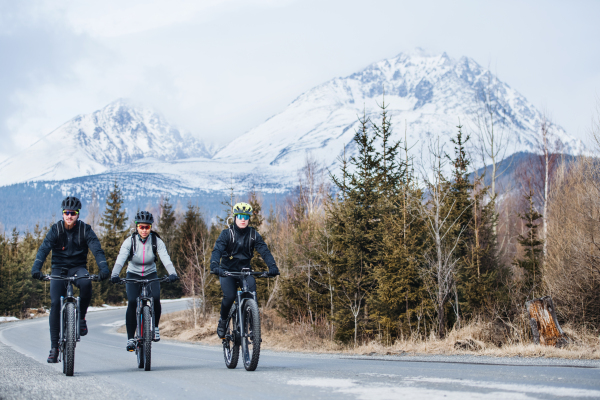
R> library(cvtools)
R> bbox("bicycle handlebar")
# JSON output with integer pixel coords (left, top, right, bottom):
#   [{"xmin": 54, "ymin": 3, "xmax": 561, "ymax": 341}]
[
  {"xmin": 43, "ymin": 274, "xmax": 100, "ymax": 282},
  {"xmin": 210, "ymin": 270, "xmax": 271, "ymax": 278},
  {"xmin": 116, "ymin": 276, "xmax": 170, "ymax": 285}
]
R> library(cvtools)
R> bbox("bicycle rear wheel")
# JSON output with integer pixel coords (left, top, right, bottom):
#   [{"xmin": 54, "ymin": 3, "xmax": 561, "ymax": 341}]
[
  {"xmin": 241, "ymin": 299, "xmax": 261, "ymax": 371},
  {"xmin": 64, "ymin": 303, "xmax": 76, "ymax": 376},
  {"xmin": 143, "ymin": 306, "xmax": 152, "ymax": 371},
  {"xmin": 223, "ymin": 304, "xmax": 239, "ymax": 369}
]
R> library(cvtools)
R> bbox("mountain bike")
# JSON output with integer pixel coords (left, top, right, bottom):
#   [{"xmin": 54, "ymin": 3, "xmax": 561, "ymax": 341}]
[
  {"xmin": 43, "ymin": 274, "xmax": 99, "ymax": 376},
  {"xmin": 117, "ymin": 276, "xmax": 170, "ymax": 371},
  {"xmin": 212, "ymin": 268, "xmax": 271, "ymax": 371}
]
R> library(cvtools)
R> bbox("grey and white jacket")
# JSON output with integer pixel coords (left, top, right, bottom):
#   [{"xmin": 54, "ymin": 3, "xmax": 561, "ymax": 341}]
[{"xmin": 111, "ymin": 234, "xmax": 176, "ymax": 277}]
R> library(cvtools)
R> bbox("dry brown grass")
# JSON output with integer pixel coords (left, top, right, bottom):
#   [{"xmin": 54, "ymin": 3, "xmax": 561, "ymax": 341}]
[{"xmin": 154, "ymin": 308, "xmax": 600, "ymax": 359}]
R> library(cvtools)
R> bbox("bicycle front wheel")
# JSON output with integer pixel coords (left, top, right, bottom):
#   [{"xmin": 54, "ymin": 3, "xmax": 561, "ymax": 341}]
[
  {"xmin": 64, "ymin": 302, "xmax": 76, "ymax": 376},
  {"xmin": 241, "ymin": 299, "xmax": 261, "ymax": 371},
  {"xmin": 143, "ymin": 305, "xmax": 152, "ymax": 371},
  {"xmin": 223, "ymin": 305, "xmax": 239, "ymax": 369}
]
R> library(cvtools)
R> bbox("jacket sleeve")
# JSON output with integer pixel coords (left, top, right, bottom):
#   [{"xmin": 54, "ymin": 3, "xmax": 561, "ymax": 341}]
[
  {"xmin": 156, "ymin": 238, "xmax": 176, "ymax": 275},
  {"xmin": 210, "ymin": 229, "xmax": 229, "ymax": 271},
  {"xmin": 254, "ymin": 231, "xmax": 277, "ymax": 270},
  {"xmin": 85, "ymin": 226, "xmax": 109, "ymax": 275},
  {"xmin": 32, "ymin": 225, "xmax": 58, "ymax": 273},
  {"xmin": 112, "ymin": 237, "xmax": 132, "ymax": 276}
]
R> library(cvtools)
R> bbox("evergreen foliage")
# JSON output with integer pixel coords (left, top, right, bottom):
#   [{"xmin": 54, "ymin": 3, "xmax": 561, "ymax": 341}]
[
  {"xmin": 96, "ymin": 181, "xmax": 129, "ymax": 304},
  {"xmin": 514, "ymin": 189, "xmax": 544, "ymax": 298}
]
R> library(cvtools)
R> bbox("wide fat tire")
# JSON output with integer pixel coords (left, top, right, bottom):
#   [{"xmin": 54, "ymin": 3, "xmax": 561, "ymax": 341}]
[
  {"xmin": 143, "ymin": 306, "xmax": 152, "ymax": 371},
  {"xmin": 223, "ymin": 305, "xmax": 239, "ymax": 369},
  {"xmin": 64, "ymin": 303, "xmax": 76, "ymax": 376},
  {"xmin": 242, "ymin": 300, "xmax": 261, "ymax": 371}
]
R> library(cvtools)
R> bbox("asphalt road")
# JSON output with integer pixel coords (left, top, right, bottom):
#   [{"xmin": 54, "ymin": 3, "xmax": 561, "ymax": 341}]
[{"xmin": 2, "ymin": 300, "xmax": 600, "ymax": 400}]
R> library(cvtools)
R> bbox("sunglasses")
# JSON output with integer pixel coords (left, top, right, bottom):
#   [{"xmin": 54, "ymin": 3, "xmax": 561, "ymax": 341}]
[
  {"xmin": 236, "ymin": 214, "xmax": 250, "ymax": 221},
  {"xmin": 63, "ymin": 210, "xmax": 79, "ymax": 216},
  {"xmin": 137, "ymin": 224, "xmax": 152, "ymax": 230}
]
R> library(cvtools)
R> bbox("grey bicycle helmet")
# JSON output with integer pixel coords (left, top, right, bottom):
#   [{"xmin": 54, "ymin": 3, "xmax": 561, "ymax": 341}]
[
  {"xmin": 61, "ymin": 196, "xmax": 82, "ymax": 211},
  {"xmin": 135, "ymin": 211, "xmax": 154, "ymax": 224}
]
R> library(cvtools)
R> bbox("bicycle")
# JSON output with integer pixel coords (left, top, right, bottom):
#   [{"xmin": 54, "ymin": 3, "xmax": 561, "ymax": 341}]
[
  {"xmin": 116, "ymin": 276, "xmax": 170, "ymax": 371},
  {"xmin": 212, "ymin": 268, "xmax": 272, "ymax": 371},
  {"xmin": 42, "ymin": 274, "xmax": 99, "ymax": 376}
]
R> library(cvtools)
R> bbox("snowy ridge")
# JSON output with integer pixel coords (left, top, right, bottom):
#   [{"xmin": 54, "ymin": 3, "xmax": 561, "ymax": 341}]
[
  {"xmin": 0, "ymin": 99, "xmax": 212, "ymax": 186},
  {"xmin": 0, "ymin": 49, "xmax": 585, "ymax": 194},
  {"xmin": 213, "ymin": 48, "xmax": 584, "ymax": 172}
]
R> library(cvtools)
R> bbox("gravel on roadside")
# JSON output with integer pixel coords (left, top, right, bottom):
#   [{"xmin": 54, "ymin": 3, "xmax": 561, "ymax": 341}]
[{"xmin": 0, "ymin": 341, "xmax": 136, "ymax": 400}]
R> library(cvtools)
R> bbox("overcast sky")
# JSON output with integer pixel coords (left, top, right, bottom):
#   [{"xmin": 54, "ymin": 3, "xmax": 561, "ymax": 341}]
[{"xmin": 0, "ymin": 0, "xmax": 598, "ymax": 162}]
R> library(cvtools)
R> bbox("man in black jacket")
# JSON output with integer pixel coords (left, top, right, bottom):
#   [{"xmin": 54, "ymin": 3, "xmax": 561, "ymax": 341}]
[
  {"xmin": 31, "ymin": 196, "xmax": 109, "ymax": 363},
  {"xmin": 210, "ymin": 202, "xmax": 279, "ymax": 338}
]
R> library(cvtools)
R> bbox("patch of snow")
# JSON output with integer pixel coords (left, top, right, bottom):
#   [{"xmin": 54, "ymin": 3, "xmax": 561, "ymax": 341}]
[{"xmin": 0, "ymin": 316, "xmax": 19, "ymax": 322}]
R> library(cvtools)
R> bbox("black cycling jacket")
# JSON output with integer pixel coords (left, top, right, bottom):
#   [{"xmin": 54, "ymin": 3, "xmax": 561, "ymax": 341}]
[
  {"xmin": 31, "ymin": 220, "xmax": 109, "ymax": 274},
  {"xmin": 210, "ymin": 224, "xmax": 277, "ymax": 272}
]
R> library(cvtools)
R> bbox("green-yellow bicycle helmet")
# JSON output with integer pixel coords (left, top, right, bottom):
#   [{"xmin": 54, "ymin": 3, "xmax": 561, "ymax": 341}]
[{"xmin": 233, "ymin": 202, "xmax": 253, "ymax": 215}]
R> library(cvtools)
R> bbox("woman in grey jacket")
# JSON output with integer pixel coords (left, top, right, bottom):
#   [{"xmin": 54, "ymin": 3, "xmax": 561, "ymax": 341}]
[{"xmin": 111, "ymin": 211, "xmax": 179, "ymax": 352}]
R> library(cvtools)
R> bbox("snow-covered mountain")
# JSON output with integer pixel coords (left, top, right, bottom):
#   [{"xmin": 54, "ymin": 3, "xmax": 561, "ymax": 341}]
[
  {"xmin": 0, "ymin": 49, "xmax": 585, "ymax": 195},
  {"xmin": 213, "ymin": 48, "xmax": 584, "ymax": 171},
  {"xmin": 0, "ymin": 99, "xmax": 212, "ymax": 186}
]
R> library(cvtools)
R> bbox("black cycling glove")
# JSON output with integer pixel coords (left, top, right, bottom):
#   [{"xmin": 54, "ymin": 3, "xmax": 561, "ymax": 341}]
[
  {"xmin": 268, "ymin": 266, "xmax": 280, "ymax": 277},
  {"xmin": 31, "ymin": 271, "xmax": 43, "ymax": 280},
  {"xmin": 168, "ymin": 274, "xmax": 179, "ymax": 283},
  {"xmin": 99, "ymin": 270, "xmax": 110, "ymax": 281},
  {"xmin": 110, "ymin": 275, "xmax": 121, "ymax": 284}
]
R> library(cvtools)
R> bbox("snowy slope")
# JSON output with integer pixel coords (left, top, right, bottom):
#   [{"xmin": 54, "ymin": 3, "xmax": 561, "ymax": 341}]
[
  {"xmin": 0, "ymin": 99, "xmax": 211, "ymax": 186},
  {"xmin": 0, "ymin": 49, "xmax": 585, "ymax": 194},
  {"xmin": 213, "ymin": 48, "xmax": 584, "ymax": 172}
]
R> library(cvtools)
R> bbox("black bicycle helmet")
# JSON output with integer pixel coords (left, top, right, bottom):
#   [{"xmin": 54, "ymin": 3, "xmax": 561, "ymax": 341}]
[
  {"xmin": 61, "ymin": 196, "xmax": 82, "ymax": 211},
  {"xmin": 135, "ymin": 211, "xmax": 154, "ymax": 224}
]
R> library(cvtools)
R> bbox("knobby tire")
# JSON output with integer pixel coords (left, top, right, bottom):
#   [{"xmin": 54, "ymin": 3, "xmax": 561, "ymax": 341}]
[
  {"xmin": 223, "ymin": 304, "xmax": 239, "ymax": 369},
  {"xmin": 64, "ymin": 303, "xmax": 76, "ymax": 376},
  {"xmin": 143, "ymin": 306, "xmax": 152, "ymax": 371},
  {"xmin": 242, "ymin": 299, "xmax": 261, "ymax": 371}
]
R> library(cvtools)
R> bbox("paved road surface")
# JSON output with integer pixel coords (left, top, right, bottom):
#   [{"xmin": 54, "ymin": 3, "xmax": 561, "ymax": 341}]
[{"xmin": 2, "ymin": 300, "xmax": 600, "ymax": 399}]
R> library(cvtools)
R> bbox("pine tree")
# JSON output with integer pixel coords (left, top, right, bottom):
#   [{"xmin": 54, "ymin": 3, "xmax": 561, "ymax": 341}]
[
  {"xmin": 514, "ymin": 188, "xmax": 544, "ymax": 298},
  {"xmin": 328, "ymin": 110, "xmax": 380, "ymax": 344},
  {"xmin": 96, "ymin": 181, "xmax": 128, "ymax": 304},
  {"xmin": 157, "ymin": 196, "xmax": 181, "ymax": 298}
]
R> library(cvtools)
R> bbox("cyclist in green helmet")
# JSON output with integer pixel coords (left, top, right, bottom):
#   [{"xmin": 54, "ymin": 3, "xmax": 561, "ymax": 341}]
[{"xmin": 210, "ymin": 202, "xmax": 279, "ymax": 338}]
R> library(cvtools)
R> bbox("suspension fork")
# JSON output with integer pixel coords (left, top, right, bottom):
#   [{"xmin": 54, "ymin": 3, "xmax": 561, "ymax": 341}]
[{"xmin": 236, "ymin": 291, "xmax": 245, "ymax": 336}]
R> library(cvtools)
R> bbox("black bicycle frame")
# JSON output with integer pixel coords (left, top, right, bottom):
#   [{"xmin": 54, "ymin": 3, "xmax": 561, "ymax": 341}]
[
  {"xmin": 120, "ymin": 277, "xmax": 165, "ymax": 342},
  {"xmin": 45, "ymin": 275, "xmax": 98, "ymax": 355},
  {"xmin": 137, "ymin": 282, "xmax": 155, "ymax": 341},
  {"xmin": 222, "ymin": 269, "xmax": 266, "ymax": 342}
]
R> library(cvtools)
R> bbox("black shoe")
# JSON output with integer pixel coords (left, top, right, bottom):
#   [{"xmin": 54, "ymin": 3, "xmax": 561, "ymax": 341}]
[
  {"xmin": 126, "ymin": 339, "xmax": 136, "ymax": 352},
  {"xmin": 80, "ymin": 319, "xmax": 88, "ymax": 336},
  {"xmin": 217, "ymin": 318, "xmax": 227, "ymax": 339},
  {"xmin": 47, "ymin": 348, "xmax": 59, "ymax": 363}
]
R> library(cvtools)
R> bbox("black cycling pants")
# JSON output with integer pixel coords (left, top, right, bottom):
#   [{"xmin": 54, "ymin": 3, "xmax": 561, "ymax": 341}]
[
  {"xmin": 126, "ymin": 272, "xmax": 161, "ymax": 339},
  {"xmin": 49, "ymin": 267, "xmax": 92, "ymax": 348},
  {"xmin": 219, "ymin": 275, "xmax": 256, "ymax": 320}
]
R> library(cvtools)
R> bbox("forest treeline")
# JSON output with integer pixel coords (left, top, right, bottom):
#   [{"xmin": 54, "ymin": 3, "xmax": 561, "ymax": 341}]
[{"xmin": 2, "ymin": 99, "xmax": 600, "ymax": 346}]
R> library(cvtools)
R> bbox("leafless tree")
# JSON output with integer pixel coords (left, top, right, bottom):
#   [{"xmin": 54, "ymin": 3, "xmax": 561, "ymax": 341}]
[
  {"xmin": 470, "ymin": 72, "xmax": 513, "ymax": 237},
  {"xmin": 180, "ymin": 228, "xmax": 213, "ymax": 327},
  {"xmin": 416, "ymin": 137, "xmax": 472, "ymax": 338}
]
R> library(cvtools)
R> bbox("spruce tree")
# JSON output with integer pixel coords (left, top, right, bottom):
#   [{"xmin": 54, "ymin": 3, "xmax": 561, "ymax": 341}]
[
  {"xmin": 97, "ymin": 181, "xmax": 128, "ymax": 304},
  {"xmin": 328, "ymin": 110, "xmax": 380, "ymax": 344},
  {"xmin": 157, "ymin": 197, "xmax": 181, "ymax": 298},
  {"xmin": 514, "ymin": 189, "xmax": 544, "ymax": 298}
]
